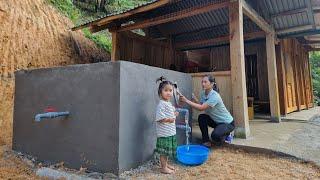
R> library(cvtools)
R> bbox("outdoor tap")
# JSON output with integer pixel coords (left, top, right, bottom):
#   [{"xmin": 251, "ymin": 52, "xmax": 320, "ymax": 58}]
[
  {"xmin": 35, "ymin": 111, "xmax": 70, "ymax": 122},
  {"xmin": 176, "ymin": 124, "xmax": 191, "ymax": 132}
]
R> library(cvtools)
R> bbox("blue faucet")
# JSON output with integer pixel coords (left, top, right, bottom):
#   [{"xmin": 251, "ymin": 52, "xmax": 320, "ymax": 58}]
[{"xmin": 35, "ymin": 111, "xmax": 70, "ymax": 122}]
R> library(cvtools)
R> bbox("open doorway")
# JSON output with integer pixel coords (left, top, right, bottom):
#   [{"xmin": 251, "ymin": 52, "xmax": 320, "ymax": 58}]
[{"xmin": 245, "ymin": 54, "xmax": 259, "ymax": 99}]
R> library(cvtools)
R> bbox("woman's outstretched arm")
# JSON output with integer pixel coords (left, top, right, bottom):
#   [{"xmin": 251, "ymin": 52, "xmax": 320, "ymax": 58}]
[{"xmin": 180, "ymin": 95, "xmax": 209, "ymax": 111}]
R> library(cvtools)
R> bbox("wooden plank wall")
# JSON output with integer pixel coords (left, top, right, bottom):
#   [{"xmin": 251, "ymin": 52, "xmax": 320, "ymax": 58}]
[
  {"xmin": 194, "ymin": 39, "xmax": 313, "ymax": 115},
  {"xmin": 278, "ymin": 39, "xmax": 313, "ymax": 114},
  {"xmin": 117, "ymin": 31, "xmax": 185, "ymax": 70},
  {"xmin": 190, "ymin": 71, "xmax": 232, "ymax": 120},
  {"xmin": 210, "ymin": 41, "xmax": 269, "ymax": 101}
]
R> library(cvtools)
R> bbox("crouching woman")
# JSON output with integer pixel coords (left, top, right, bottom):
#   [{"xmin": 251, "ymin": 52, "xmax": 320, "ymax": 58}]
[{"xmin": 179, "ymin": 75, "xmax": 235, "ymax": 147}]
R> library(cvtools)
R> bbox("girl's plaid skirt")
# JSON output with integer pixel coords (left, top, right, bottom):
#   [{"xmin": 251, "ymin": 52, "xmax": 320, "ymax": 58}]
[{"xmin": 155, "ymin": 135, "xmax": 177, "ymax": 159}]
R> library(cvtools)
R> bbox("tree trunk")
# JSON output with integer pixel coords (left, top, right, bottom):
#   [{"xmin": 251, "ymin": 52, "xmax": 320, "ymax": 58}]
[{"xmin": 99, "ymin": 0, "xmax": 107, "ymax": 12}]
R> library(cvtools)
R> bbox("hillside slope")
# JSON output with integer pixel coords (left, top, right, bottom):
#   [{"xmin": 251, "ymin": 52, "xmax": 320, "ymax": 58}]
[{"xmin": 0, "ymin": 0, "xmax": 110, "ymax": 145}]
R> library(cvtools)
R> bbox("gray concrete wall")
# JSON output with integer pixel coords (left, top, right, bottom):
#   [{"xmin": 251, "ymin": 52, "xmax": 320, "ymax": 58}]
[
  {"xmin": 118, "ymin": 61, "xmax": 192, "ymax": 173},
  {"xmin": 13, "ymin": 62, "xmax": 120, "ymax": 174},
  {"xmin": 13, "ymin": 61, "xmax": 192, "ymax": 175}
]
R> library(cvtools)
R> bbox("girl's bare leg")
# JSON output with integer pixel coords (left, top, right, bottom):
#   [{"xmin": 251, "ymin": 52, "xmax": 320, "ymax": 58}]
[{"xmin": 160, "ymin": 155, "xmax": 173, "ymax": 174}]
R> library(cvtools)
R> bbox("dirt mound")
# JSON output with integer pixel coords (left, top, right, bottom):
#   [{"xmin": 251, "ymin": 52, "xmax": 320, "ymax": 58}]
[{"xmin": 0, "ymin": 0, "xmax": 110, "ymax": 146}]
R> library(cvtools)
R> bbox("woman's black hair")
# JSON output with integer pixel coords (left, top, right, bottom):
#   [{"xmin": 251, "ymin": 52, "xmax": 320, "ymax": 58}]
[
  {"xmin": 156, "ymin": 76, "xmax": 173, "ymax": 96},
  {"xmin": 204, "ymin": 75, "xmax": 219, "ymax": 92}
]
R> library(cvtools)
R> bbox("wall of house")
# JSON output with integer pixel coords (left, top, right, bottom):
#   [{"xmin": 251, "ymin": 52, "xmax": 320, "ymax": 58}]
[
  {"xmin": 186, "ymin": 39, "xmax": 313, "ymax": 115},
  {"xmin": 191, "ymin": 71, "xmax": 232, "ymax": 120},
  {"xmin": 277, "ymin": 39, "xmax": 313, "ymax": 114},
  {"xmin": 117, "ymin": 31, "xmax": 186, "ymax": 71},
  {"xmin": 205, "ymin": 41, "xmax": 269, "ymax": 102}
]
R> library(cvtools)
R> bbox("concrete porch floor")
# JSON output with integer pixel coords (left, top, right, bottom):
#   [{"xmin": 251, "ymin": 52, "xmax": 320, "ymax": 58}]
[
  {"xmin": 192, "ymin": 106, "xmax": 320, "ymax": 165},
  {"xmin": 255, "ymin": 106, "xmax": 320, "ymax": 121}
]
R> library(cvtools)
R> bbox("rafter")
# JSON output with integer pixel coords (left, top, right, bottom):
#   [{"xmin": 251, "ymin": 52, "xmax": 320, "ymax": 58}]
[
  {"xmin": 242, "ymin": 0, "xmax": 274, "ymax": 34},
  {"xmin": 176, "ymin": 31, "xmax": 265, "ymax": 49},
  {"xmin": 113, "ymin": 0, "xmax": 230, "ymax": 32}
]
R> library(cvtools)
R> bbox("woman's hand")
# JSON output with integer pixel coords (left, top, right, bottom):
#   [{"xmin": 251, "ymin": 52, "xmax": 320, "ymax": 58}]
[
  {"xmin": 179, "ymin": 95, "xmax": 188, "ymax": 103},
  {"xmin": 180, "ymin": 94, "xmax": 209, "ymax": 111},
  {"xmin": 191, "ymin": 93, "xmax": 199, "ymax": 103},
  {"xmin": 174, "ymin": 111, "xmax": 179, "ymax": 117}
]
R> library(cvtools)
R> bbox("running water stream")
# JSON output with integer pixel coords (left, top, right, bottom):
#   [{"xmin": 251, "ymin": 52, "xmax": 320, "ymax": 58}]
[{"xmin": 176, "ymin": 108, "xmax": 191, "ymax": 152}]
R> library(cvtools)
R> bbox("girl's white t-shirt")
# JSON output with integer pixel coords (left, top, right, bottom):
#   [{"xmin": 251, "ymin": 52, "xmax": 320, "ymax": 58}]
[{"xmin": 155, "ymin": 100, "xmax": 176, "ymax": 137}]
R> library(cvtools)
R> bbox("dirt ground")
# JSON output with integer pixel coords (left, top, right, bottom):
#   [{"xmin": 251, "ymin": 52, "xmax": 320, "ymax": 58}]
[
  {"xmin": 0, "ymin": 146, "xmax": 39, "ymax": 179},
  {"xmin": 0, "ymin": 0, "xmax": 110, "ymax": 146},
  {"xmin": 122, "ymin": 147, "xmax": 320, "ymax": 180},
  {"xmin": 1, "ymin": 145, "xmax": 318, "ymax": 180}
]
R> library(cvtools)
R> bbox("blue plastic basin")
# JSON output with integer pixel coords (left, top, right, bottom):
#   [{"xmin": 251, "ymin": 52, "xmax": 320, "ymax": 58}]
[{"xmin": 177, "ymin": 145, "xmax": 210, "ymax": 165}]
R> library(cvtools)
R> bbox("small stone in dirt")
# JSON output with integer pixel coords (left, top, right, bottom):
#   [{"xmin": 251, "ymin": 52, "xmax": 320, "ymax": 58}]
[{"xmin": 87, "ymin": 172, "xmax": 105, "ymax": 179}]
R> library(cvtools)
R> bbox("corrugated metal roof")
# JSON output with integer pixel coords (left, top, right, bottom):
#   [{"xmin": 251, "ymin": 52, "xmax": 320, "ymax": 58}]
[
  {"xmin": 158, "ymin": 7, "xmax": 229, "ymax": 36},
  {"xmin": 260, "ymin": 0, "xmax": 313, "ymax": 32},
  {"xmin": 72, "ymin": 0, "xmax": 318, "ymax": 49}
]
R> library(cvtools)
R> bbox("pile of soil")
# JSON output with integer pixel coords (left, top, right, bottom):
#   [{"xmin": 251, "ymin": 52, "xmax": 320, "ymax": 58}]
[
  {"xmin": 0, "ymin": 146, "xmax": 39, "ymax": 179},
  {"xmin": 0, "ymin": 0, "xmax": 110, "ymax": 146}
]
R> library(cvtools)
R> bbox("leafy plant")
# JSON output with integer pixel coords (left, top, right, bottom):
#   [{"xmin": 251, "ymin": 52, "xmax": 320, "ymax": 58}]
[
  {"xmin": 310, "ymin": 51, "xmax": 320, "ymax": 105},
  {"xmin": 47, "ymin": 0, "xmax": 150, "ymax": 53}
]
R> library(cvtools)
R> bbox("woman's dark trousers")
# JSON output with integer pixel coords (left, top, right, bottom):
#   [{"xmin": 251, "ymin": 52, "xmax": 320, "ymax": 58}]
[{"xmin": 198, "ymin": 114, "xmax": 235, "ymax": 144}]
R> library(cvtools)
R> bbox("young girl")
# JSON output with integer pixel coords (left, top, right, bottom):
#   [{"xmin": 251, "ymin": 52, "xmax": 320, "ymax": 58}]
[{"xmin": 155, "ymin": 77, "xmax": 178, "ymax": 174}]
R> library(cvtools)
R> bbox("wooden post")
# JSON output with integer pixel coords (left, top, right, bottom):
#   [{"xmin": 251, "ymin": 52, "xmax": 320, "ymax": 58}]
[
  {"xmin": 111, "ymin": 32, "xmax": 120, "ymax": 61},
  {"xmin": 308, "ymin": 52, "xmax": 314, "ymax": 107},
  {"xmin": 169, "ymin": 36, "xmax": 176, "ymax": 68},
  {"xmin": 302, "ymin": 51, "xmax": 309, "ymax": 110},
  {"xmin": 229, "ymin": 1, "xmax": 250, "ymax": 138},
  {"xmin": 266, "ymin": 33, "xmax": 281, "ymax": 122},
  {"xmin": 292, "ymin": 42, "xmax": 301, "ymax": 111},
  {"xmin": 276, "ymin": 43, "xmax": 288, "ymax": 115}
]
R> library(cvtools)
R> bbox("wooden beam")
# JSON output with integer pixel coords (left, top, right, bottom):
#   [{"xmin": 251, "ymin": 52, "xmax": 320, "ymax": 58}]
[
  {"xmin": 271, "ymin": 8, "xmax": 308, "ymax": 19},
  {"xmin": 242, "ymin": 0, "xmax": 274, "ymax": 34},
  {"xmin": 303, "ymin": 40, "xmax": 320, "ymax": 44},
  {"xmin": 277, "ymin": 25, "xmax": 314, "ymax": 35},
  {"xmin": 229, "ymin": 1, "xmax": 250, "ymax": 138},
  {"xmin": 266, "ymin": 33, "xmax": 281, "ymax": 122},
  {"xmin": 123, "ymin": 31, "xmax": 169, "ymax": 47},
  {"xmin": 175, "ymin": 31, "xmax": 265, "ymax": 49},
  {"xmin": 111, "ymin": 32, "xmax": 120, "ymax": 61},
  {"xmin": 72, "ymin": 0, "xmax": 171, "ymax": 31},
  {"xmin": 115, "ymin": 0, "xmax": 230, "ymax": 32}
]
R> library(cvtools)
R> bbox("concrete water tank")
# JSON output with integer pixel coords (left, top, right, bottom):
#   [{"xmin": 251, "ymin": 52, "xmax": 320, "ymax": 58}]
[{"xmin": 13, "ymin": 61, "xmax": 192, "ymax": 175}]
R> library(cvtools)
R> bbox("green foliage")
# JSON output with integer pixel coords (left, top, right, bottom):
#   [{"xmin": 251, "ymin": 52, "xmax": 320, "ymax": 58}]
[
  {"xmin": 106, "ymin": 0, "xmax": 150, "ymax": 13},
  {"xmin": 82, "ymin": 28, "xmax": 112, "ymax": 52},
  {"xmin": 47, "ymin": 0, "xmax": 81, "ymax": 23},
  {"xmin": 47, "ymin": 0, "xmax": 150, "ymax": 53},
  {"xmin": 310, "ymin": 52, "xmax": 320, "ymax": 105}
]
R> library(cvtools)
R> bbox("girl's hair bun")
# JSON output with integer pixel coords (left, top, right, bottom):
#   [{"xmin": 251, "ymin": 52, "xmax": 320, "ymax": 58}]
[{"xmin": 156, "ymin": 76, "xmax": 166, "ymax": 83}]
